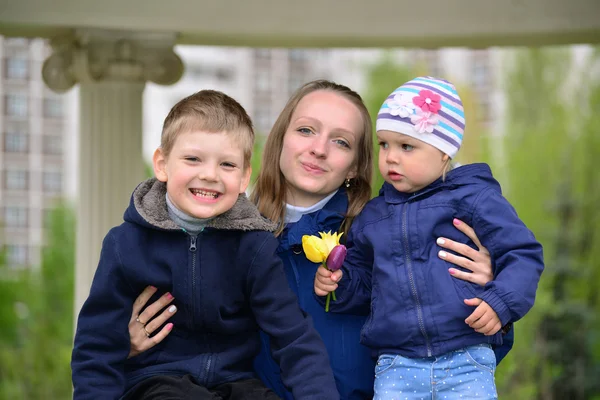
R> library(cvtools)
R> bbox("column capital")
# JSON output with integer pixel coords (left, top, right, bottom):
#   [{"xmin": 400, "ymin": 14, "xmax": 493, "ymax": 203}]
[{"xmin": 42, "ymin": 29, "xmax": 184, "ymax": 92}]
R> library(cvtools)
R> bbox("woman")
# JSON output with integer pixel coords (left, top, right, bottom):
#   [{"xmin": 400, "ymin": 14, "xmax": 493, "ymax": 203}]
[{"xmin": 128, "ymin": 80, "xmax": 512, "ymax": 399}]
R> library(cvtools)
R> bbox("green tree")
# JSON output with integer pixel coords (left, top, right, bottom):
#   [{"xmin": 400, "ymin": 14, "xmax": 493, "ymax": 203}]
[
  {"xmin": 0, "ymin": 205, "xmax": 75, "ymax": 399},
  {"xmin": 493, "ymin": 47, "xmax": 600, "ymax": 399}
]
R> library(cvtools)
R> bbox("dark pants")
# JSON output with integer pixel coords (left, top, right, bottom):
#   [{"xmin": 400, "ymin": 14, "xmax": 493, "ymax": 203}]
[{"xmin": 124, "ymin": 375, "xmax": 281, "ymax": 400}]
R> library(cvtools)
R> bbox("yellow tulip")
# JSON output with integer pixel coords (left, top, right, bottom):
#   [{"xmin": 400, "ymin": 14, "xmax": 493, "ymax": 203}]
[
  {"xmin": 318, "ymin": 231, "xmax": 344, "ymax": 253},
  {"xmin": 302, "ymin": 231, "xmax": 345, "ymax": 312},
  {"xmin": 302, "ymin": 235, "xmax": 329, "ymax": 264}
]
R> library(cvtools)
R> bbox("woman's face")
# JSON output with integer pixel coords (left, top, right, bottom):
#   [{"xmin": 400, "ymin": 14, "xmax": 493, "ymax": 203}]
[{"xmin": 279, "ymin": 90, "xmax": 364, "ymax": 207}]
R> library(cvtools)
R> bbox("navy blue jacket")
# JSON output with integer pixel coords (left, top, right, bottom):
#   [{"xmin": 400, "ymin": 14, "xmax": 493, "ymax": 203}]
[
  {"xmin": 71, "ymin": 179, "xmax": 339, "ymax": 400},
  {"xmin": 254, "ymin": 189, "xmax": 375, "ymax": 400},
  {"xmin": 327, "ymin": 164, "xmax": 543, "ymax": 359}
]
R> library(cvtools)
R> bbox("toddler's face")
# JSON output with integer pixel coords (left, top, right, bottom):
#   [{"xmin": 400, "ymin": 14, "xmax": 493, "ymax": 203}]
[
  {"xmin": 377, "ymin": 130, "xmax": 448, "ymax": 193},
  {"xmin": 153, "ymin": 130, "xmax": 251, "ymax": 219}
]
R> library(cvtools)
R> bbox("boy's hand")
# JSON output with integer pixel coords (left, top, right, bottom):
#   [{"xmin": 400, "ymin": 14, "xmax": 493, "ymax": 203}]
[
  {"xmin": 314, "ymin": 267, "xmax": 343, "ymax": 297},
  {"xmin": 464, "ymin": 298, "xmax": 502, "ymax": 336}
]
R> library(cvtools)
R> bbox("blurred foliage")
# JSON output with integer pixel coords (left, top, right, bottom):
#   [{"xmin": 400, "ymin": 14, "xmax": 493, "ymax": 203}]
[
  {"xmin": 491, "ymin": 47, "xmax": 600, "ymax": 400},
  {"xmin": 0, "ymin": 205, "xmax": 75, "ymax": 399},
  {"xmin": 362, "ymin": 54, "xmax": 414, "ymax": 198}
]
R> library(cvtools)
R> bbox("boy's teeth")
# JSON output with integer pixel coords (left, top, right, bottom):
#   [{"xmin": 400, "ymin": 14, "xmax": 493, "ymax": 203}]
[{"xmin": 191, "ymin": 189, "xmax": 218, "ymax": 198}]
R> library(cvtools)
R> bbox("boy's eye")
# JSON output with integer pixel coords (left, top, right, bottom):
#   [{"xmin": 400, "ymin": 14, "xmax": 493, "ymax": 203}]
[
  {"xmin": 221, "ymin": 162, "xmax": 237, "ymax": 168},
  {"xmin": 402, "ymin": 144, "xmax": 415, "ymax": 151},
  {"xmin": 184, "ymin": 156, "xmax": 200, "ymax": 162},
  {"xmin": 378, "ymin": 141, "xmax": 388, "ymax": 149}
]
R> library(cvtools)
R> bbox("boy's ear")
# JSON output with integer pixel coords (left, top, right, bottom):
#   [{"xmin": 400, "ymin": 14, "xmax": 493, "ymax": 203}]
[
  {"xmin": 442, "ymin": 154, "xmax": 450, "ymax": 162},
  {"xmin": 153, "ymin": 148, "xmax": 168, "ymax": 182},
  {"xmin": 239, "ymin": 166, "xmax": 252, "ymax": 193}
]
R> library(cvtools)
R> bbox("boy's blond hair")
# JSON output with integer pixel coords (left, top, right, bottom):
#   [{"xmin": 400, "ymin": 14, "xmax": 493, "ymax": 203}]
[{"xmin": 160, "ymin": 90, "xmax": 254, "ymax": 168}]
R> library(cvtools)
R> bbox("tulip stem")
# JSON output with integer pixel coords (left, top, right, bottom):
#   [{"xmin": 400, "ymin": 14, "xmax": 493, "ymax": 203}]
[
  {"xmin": 332, "ymin": 290, "xmax": 337, "ymax": 301},
  {"xmin": 325, "ymin": 292, "xmax": 331, "ymax": 312}
]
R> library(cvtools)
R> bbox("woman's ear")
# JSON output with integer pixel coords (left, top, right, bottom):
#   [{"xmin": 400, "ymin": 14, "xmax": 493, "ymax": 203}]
[
  {"xmin": 153, "ymin": 148, "xmax": 168, "ymax": 182},
  {"xmin": 346, "ymin": 164, "xmax": 358, "ymax": 180}
]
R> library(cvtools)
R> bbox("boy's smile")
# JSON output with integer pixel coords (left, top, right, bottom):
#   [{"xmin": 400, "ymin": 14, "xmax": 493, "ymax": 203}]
[{"xmin": 153, "ymin": 130, "xmax": 251, "ymax": 219}]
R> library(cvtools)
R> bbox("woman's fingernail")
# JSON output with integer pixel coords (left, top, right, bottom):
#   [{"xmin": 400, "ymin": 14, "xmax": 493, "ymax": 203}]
[
  {"xmin": 436, "ymin": 238, "xmax": 445, "ymax": 245},
  {"xmin": 168, "ymin": 305, "xmax": 176, "ymax": 313},
  {"xmin": 448, "ymin": 268, "xmax": 456, "ymax": 275},
  {"xmin": 149, "ymin": 286, "xmax": 156, "ymax": 290},
  {"xmin": 439, "ymin": 251, "xmax": 447, "ymax": 259},
  {"xmin": 453, "ymin": 218, "xmax": 461, "ymax": 225},
  {"xmin": 166, "ymin": 323, "xmax": 173, "ymax": 331},
  {"xmin": 165, "ymin": 293, "xmax": 173, "ymax": 300}
]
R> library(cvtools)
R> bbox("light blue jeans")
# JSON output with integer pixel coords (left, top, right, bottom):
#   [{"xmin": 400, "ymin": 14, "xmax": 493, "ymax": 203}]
[{"xmin": 373, "ymin": 344, "xmax": 498, "ymax": 400}]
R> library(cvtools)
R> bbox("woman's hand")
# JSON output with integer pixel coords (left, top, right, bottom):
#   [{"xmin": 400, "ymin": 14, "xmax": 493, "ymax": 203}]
[
  {"xmin": 436, "ymin": 218, "xmax": 493, "ymax": 286},
  {"xmin": 128, "ymin": 286, "xmax": 177, "ymax": 359}
]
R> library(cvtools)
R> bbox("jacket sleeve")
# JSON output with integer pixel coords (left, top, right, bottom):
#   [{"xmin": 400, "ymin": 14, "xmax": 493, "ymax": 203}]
[
  {"xmin": 71, "ymin": 230, "xmax": 135, "ymax": 400},
  {"xmin": 315, "ymin": 216, "xmax": 374, "ymax": 316},
  {"xmin": 246, "ymin": 233, "xmax": 339, "ymax": 400},
  {"xmin": 473, "ymin": 188, "xmax": 544, "ymax": 326}
]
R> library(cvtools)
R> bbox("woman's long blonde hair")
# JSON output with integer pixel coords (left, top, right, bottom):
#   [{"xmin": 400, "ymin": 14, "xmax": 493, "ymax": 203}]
[{"xmin": 251, "ymin": 80, "xmax": 373, "ymax": 236}]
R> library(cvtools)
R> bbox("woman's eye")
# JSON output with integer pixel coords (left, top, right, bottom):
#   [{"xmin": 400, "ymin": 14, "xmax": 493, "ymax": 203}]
[
  {"xmin": 221, "ymin": 162, "xmax": 236, "ymax": 168},
  {"xmin": 298, "ymin": 127, "xmax": 313, "ymax": 135},
  {"xmin": 184, "ymin": 156, "xmax": 200, "ymax": 162},
  {"xmin": 334, "ymin": 139, "xmax": 350, "ymax": 149}
]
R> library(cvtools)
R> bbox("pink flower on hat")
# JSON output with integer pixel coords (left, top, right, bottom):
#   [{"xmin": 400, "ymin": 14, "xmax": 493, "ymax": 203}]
[
  {"xmin": 410, "ymin": 110, "xmax": 439, "ymax": 133},
  {"xmin": 413, "ymin": 89, "xmax": 441, "ymax": 114},
  {"xmin": 387, "ymin": 93, "xmax": 415, "ymax": 118}
]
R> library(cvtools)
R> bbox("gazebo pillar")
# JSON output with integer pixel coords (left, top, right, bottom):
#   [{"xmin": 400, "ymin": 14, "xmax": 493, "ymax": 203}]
[{"xmin": 42, "ymin": 29, "xmax": 184, "ymax": 315}]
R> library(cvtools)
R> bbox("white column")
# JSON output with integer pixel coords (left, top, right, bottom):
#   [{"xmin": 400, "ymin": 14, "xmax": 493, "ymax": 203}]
[{"xmin": 42, "ymin": 29, "xmax": 184, "ymax": 315}]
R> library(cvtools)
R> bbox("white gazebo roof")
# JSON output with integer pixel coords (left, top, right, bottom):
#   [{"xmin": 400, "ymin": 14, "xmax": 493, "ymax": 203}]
[{"xmin": 1, "ymin": 0, "xmax": 599, "ymax": 48}]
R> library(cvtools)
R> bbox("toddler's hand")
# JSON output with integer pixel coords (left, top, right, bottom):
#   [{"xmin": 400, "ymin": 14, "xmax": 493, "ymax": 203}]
[
  {"xmin": 464, "ymin": 298, "xmax": 502, "ymax": 336},
  {"xmin": 314, "ymin": 267, "xmax": 343, "ymax": 297}
]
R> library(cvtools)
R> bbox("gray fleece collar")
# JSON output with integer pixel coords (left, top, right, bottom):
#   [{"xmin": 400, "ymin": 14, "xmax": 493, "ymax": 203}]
[{"xmin": 133, "ymin": 178, "xmax": 276, "ymax": 232}]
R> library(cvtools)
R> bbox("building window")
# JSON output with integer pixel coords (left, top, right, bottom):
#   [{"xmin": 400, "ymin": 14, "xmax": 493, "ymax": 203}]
[
  {"xmin": 43, "ymin": 98, "xmax": 63, "ymax": 118},
  {"xmin": 4, "ymin": 132, "xmax": 28, "ymax": 153},
  {"xmin": 5, "ymin": 57, "xmax": 29, "ymax": 80},
  {"xmin": 5, "ymin": 170, "xmax": 28, "ymax": 190},
  {"xmin": 5, "ymin": 94, "xmax": 28, "ymax": 117},
  {"xmin": 255, "ymin": 71, "xmax": 271, "ymax": 93},
  {"xmin": 43, "ymin": 135, "xmax": 62, "ymax": 155},
  {"xmin": 43, "ymin": 171, "xmax": 62, "ymax": 193},
  {"xmin": 6, "ymin": 245, "xmax": 28, "ymax": 267},
  {"xmin": 288, "ymin": 74, "xmax": 305, "ymax": 95},
  {"xmin": 254, "ymin": 105, "xmax": 272, "ymax": 135},
  {"xmin": 5, "ymin": 38, "xmax": 29, "ymax": 46},
  {"xmin": 289, "ymin": 49, "xmax": 308, "ymax": 62},
  {"xmin": 4, "ymin": 207, "xmax": 28, "ymax": 227},
  {"xmin": 255, "ymin": 49, "xmax": 271, "ymax": 61}
]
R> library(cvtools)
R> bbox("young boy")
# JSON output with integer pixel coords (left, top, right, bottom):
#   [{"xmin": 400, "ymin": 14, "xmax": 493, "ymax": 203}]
[
  {"xmin": 72, "ymin": 90, "xmax": 339, "ymax": 400},
  {"xmin": 315, "ymin": 77, "xmax": 544, "ymax": 399}
]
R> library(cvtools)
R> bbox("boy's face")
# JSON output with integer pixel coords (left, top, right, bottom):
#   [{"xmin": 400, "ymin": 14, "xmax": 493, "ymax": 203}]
[
  {"xmin": 153, "ymin": 130, "xmax": 251, "ymax": 219},
  {"xmin": 377, "ymin": 130, "xmax": 448, "ymax": 193}
]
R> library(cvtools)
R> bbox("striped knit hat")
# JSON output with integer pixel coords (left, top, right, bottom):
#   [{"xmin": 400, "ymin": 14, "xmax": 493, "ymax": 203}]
[{"xmin": 376, "ymin": 76, "xmax": 465, "ymax": 158}]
